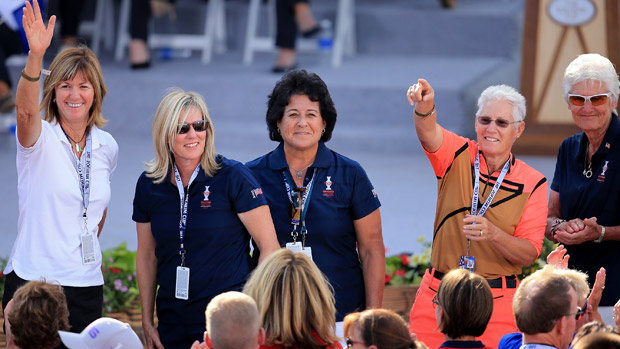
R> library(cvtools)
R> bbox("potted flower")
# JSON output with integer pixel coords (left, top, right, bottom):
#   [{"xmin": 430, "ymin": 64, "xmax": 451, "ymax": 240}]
[
  {"xmin": 101, "ymin": 242, "xmax": 139, "ymax": 318},
  {"xmin": 383, "ymin": 237, "xmax": 430, "ymax": 317},
  {"xmin": 383, "ymin": 236, "xmax": 556, "ymax": 318}
]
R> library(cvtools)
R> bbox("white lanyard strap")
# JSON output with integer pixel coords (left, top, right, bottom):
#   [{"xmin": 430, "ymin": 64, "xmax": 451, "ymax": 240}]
[
  {"xmin": 173, "ymin": 164, "xmax": 201, "ymax": 266},
  {"xmin": 470, "ymin": 151, "xmax": 510, "ymax": 217},
  {"xmin": 64, "ymin": 132, "xmax": 93, "ymax": 231}
]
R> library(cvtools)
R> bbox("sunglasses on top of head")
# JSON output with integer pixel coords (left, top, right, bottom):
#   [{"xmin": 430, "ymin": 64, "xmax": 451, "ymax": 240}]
[
  {"xmin": 476, "ymin": 116, "xmax": 521, "ymax": 129},
  {"xmin": 568, "ymin": 92, "xmax": 612, "ymax": 107},
  {"xmin": 178, "ymin": 120, "xmax": 208, "ymax": 134}
]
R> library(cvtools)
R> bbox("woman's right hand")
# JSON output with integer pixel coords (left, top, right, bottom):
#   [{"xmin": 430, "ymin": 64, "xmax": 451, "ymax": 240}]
[
  {"xmin": 22, "ymin": 0, "xmax": 56, "ymax": 57},
  {"xmin": 406, "ymin": 78, "xmax": 434, "ymax": 113},
  {"xmin": 142, "ymin": 321, "xmax": 164, "ymax": 349}
]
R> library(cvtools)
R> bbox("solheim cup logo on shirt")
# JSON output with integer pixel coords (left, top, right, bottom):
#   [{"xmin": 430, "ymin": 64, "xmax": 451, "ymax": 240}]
[
  {"xmin": 372, "ymin": 188, "xmax": 378, "ymax": 199},
  {"xmin": 201, "ymin": 185, "xmax": 211, "ymax": 208},
  {"xmin": 597, "ymin": 160, "xmax": 610, "ymax": 183},
  {"xmin": 323, "ymin": 176, "xmax": 334, "ymax": 197},
  {"xmin": 251, "ymin": 187, "xmax": 263, "ymax": 199}
]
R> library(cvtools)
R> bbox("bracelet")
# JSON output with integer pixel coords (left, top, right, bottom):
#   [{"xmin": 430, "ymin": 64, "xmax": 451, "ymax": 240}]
[
  {"xmin": 21, "ymin": 70, "xmax": 41, "ymax": 82},
  {"xmin": 414, "ymin": 104, "xmax": 435, "ymax": 117},
  {"xmin": 550, "ymin": 218, "xmax": 566, "ymax": 237},
  {"xmin": 595, "ymin": 225, "xmax": 605, "ymax": 243}
]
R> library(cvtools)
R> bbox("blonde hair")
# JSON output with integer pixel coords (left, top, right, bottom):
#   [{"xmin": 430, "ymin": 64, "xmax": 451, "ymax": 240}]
[
  {"xmin": 41, "ymin": 46, "xmax": 107, "ymax": 130},
  {"xmin": 206, "ymin": 291, "xmax": 261, "ymax": 349},
  {"xmin": 553, "ymin": 268, "xmax": 590, "ymax": 303},
  {"xmin": 146, "ymin": 88, "xmax": 220, "ymax": 183},
  {"xmin": 243, "ymin": 249, "xmax": 339, "ymax": 348}
]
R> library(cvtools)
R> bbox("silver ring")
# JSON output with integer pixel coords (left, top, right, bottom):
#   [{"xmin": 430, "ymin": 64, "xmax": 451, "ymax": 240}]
[{"xmin": 480, "ymin": 230, "xmax": 484, "ymax": 237}]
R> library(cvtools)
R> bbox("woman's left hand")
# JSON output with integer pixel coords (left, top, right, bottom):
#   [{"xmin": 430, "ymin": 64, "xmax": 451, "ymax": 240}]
[
  {"xmin": 463, "ymin": 214, "xmax": 499, "ymax": 241},
  {"xmin": 554, "ymin": 217, "xmax": 601, "ymax": 245}
]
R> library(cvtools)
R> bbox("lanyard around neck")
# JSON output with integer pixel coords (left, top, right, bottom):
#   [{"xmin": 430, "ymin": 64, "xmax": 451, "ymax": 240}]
[
  {"xmin": 173, "ymin": 164, "xmax": 201, "ymax": 266},
  {"xmin": 470, "ymin": 151, "xmax": 510, "ymax": 217},
  {"xmin": 64, "ymin": 131, "xmax": 93, "ymax": 225},
  {"xmin": 283, "ymin": 168, "xmax": 317, "ymax": 239}
]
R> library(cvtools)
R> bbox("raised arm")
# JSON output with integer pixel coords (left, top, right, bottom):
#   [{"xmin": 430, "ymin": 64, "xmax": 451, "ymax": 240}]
[
  {"xmin": 406, "ymin": 78, "xmax": 443, "ymax": 152},
  {"xmin": 16, "ymin": 0, "xmax": 56, "ymax": 148}
]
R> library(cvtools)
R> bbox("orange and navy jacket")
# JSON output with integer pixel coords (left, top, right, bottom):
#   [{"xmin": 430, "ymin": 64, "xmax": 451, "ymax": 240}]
[{"xmin": 425, "ymin": 128, "xmax": 548, "ymax": 278}]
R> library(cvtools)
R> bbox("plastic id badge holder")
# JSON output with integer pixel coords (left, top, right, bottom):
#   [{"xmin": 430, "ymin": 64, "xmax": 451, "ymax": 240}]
[{"xmin": 175, "ymin": 266, "xmax": 190, "ymax": 300}]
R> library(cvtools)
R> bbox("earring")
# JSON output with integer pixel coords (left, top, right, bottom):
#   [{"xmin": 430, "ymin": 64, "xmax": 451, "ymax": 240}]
[
  {"xmin": 322, "ymin": 129, "xmax": 326, "ymax": 135},
  {"xmin": 277, "ymin": 128, "xmax": 281, "ymax": 134},
  {"xmin": 53, "ymin": 99, "xmax": 56, "ymax": 103}
]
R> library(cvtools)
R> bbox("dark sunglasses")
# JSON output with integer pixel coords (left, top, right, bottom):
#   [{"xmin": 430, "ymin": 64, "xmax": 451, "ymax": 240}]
[
  {"xmin": 178, "ymin": 120, "xmax": 208, "ymax": 134},
  {"xmin": 346, "ymin": 338, "xmax": 364, "ymax": 348},
  {"xmin": 476, "ymin": 116, "xmax": 520, "ymax": 129},
  {"xmin": 567, "ymin": 306, "xmax": 586, "ymax": 321},
  {"xmin": 568, "ymin": 93, "xmax": 611, "ymax": 106}
]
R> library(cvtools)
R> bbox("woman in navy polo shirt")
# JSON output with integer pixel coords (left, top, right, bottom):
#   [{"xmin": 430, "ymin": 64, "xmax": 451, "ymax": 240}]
[
  {"xmin": 133, "ymin": 89, "xmax": 280, "ymax": 349},
  {"xmin": 546, "ymin": 53, "xmax": 620, "ymax": 323},
  {"xmin": 246, "ymin": 69, "xmax": 385, "ymax": 323}
]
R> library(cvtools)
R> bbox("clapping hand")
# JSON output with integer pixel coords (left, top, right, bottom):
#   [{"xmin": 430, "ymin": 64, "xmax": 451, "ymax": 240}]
[{"xmin": 22, "ymin": 0, "xmax": 56, "ymax": 57}]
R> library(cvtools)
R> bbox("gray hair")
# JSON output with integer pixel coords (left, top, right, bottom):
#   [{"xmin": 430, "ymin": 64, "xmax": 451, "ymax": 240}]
[
  {"xmin": 563, "ymin": 53, "xmax": 620, "ymax": 104},
  {"xmin": 476, "ymin": 85, "xmax": 526, "ymax": 129}
]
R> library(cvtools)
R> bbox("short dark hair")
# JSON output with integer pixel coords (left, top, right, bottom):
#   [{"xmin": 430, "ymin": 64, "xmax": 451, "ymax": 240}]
[
  {"xmin": 436, "ymin": 269, "xmax": 493, "ymax": 339},
  {"xmin": 266, "ymin": 69, "xmax": 337, "ymax": 142},
  {"xmin": 8, "ymin": 281, "xmax": 70, "ymax": 349}
]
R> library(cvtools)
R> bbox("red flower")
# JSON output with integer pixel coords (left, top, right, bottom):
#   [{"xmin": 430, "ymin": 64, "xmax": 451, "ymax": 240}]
[
  {"xmin": 401, "ymin": 255, "xmax": 409, "ymax": 265},
  {"xmin": 109, "ymin": 267, "xmax": 122, "ymax": 274},
  {"xmin": 395, "ymin": 270, "xmax": 406, "ymax": 277},
  {"xmin": 385, "ymin": 274, "xmax": 392, "ymax": 284}
]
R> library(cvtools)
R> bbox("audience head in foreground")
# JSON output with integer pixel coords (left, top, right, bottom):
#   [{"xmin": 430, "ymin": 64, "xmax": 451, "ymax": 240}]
[
  {"xmin": 5, "ymin": 280, "xmax": 70, "ymax": 349},
  {"xmin": 243, "ymin": 249, "xmax": 340, "ymax": 349},
  {"xmin": 204, "ymin": 291, "xmax": 265, "ymax": 349},
  {"xmin": 434, "ymin": 269, "xmax": 493, "ymax": 348},
  {"xmin": 58, "ymin": 317, "xmax": 142, "ymax": 349},
  {"xmin": 343, "ymin": 308, "xmax": 425, "ymax": 349},
  {"xmin": 514, "ymin": 265, "xmax": 583, "ymax": 349}
]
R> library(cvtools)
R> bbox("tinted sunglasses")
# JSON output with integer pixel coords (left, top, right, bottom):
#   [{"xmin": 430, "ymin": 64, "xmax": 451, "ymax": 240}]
[
  {"xmin": 476, "ymin": 116, "xmax": 520, "ymax": 129},
  {"xmin": 568, "ymin": 93, "xmax": 611, "ymax": 106},
  {"xmin": 178, "ymin": 120, "xmax": 208, "ymax": 134},
  {"xmin": 567, "ymin": 305, "xmax": 586, "ymax": 321}
]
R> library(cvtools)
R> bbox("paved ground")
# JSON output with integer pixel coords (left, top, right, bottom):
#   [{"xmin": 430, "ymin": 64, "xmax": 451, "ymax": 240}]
[{"xmin": 0, "ymin": 0, "xmax": 558, "ymax": 259}]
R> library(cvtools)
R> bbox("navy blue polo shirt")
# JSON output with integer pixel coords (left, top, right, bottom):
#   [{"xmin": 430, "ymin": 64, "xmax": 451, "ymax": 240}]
[
  {"xmin": 246, "ymin": 142, "xmax": 381, "ymax": 321},
  {"xmin": 133, "ymin": 156, "xmax": 268, "ymax": 326},
  {"xmin": 551, "ymin": 114, "xmax": 620, "ymax": 306}
]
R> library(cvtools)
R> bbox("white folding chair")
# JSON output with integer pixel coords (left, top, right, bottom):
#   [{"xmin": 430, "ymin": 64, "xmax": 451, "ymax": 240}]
[
  {"xmin": 79, "ymin": 0, "xmax": 116, "ymax": 55},
  {"xmin": 243, "ymin": 0, "xmax": 355, "ymax": 68},
  {"xmin": 114, "ymin": 0, "xmax": 226, "ymax": 64}
]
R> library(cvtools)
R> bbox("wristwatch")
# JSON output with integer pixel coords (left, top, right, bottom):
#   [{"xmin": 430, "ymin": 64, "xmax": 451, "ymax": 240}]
[
  {"xmin": 595, "ymin": 225, "xmax": 606, "ymax": 243},
  {"xmin": 550, "ymin": 218, "xmax": 566, "ymax": 237}
]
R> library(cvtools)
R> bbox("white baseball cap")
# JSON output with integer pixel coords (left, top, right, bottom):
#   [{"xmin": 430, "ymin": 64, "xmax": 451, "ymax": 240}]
[{"xmin": 58, "ymin": 317, "xmax": 143, "ymax": 349}]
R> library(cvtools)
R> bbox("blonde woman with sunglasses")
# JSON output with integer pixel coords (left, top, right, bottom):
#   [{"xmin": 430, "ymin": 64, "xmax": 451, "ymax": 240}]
[
  {"xmin": 546, "ymin": 53, "xmax": 620, "ymax": 325},
  {"xmin": 132, "ymin": 89, "xmax": 279, "ymax": 349},
  {"xmin": 405, "ymin": 80, "xmax": 548, "ymax": 348}
]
